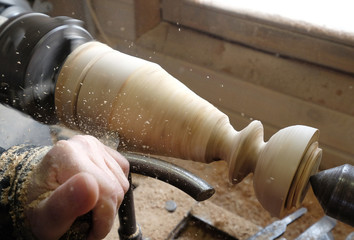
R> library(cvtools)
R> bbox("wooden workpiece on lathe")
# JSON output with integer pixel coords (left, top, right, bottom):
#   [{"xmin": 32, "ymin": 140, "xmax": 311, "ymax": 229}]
[{"xmin": 55, "ymin": 41, "xmax": 322, "ymax": 217}]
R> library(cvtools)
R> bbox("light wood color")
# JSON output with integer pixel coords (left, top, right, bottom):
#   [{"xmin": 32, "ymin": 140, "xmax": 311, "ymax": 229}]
[{"xmin": 55, "ymin": 42, "xmax": 322, "ymax": 217}]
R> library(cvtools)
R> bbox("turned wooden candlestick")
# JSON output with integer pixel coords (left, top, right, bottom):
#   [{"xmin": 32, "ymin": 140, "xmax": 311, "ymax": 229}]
[{"xmin": 55, "ymin": 42, "xmax": 322, "ymax": 217}]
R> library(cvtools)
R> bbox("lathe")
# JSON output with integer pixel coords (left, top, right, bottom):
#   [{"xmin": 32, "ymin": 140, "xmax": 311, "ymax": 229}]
[{"xmin": 0, "ymin": 0, "xmax": 352, "ymax": 239}]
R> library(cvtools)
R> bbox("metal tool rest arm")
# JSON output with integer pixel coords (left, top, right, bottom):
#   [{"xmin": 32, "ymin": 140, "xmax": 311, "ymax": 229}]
[{"xmin": 119, "ymin": 152, "xmax": 215, "ymax": 240}]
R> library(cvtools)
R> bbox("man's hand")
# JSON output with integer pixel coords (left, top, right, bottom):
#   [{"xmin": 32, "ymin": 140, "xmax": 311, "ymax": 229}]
[{"xmin": 25, "ymin": 135, "xmax": 130, "ymax": 240}]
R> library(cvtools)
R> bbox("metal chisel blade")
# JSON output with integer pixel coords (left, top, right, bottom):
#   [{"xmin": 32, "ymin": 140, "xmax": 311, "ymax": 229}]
[{"xmin": 247, "ymin": 207, "xmax": 307, "ymax": 240}]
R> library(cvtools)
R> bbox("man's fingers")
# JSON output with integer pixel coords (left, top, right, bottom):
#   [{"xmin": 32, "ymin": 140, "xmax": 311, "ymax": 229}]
[
  {"xmin": 87, "ymin": 199, "xmax": 117, "ymax": 240},
  {"xmin": 29, "ymin": 173, "xmax": 99, "ymax": 240},
  {"xmin": 101, "ymin": 153, "xmax": 130, "ymax": 193},
  {"xmin": 87, "ymin": 182, "xmax": 127, "ymax": 240},
  {"xmin": 104, "ymin": 145, "xmax": 130, "ymax": 176}
]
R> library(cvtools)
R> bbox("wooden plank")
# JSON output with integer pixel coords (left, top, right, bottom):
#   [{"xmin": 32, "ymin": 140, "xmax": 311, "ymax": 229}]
[
  {"xmin": 92, "ymin": 0, "xmax": 136, "ymax": 40},
  {"xmin": 162, "ymin": 0, "xmax": 354, "ymax": 75},
  {"xmin": 134, "ymin": 0, "xmax": 161, "ymax": 37},
  {"xmin": 91, "ymin": 0, "xmax": 160, "ymax": 40}
]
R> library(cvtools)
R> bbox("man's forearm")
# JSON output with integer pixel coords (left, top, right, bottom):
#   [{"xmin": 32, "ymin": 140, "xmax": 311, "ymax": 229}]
[{"xmin": 0, "ymin": 145, "xmax": 51, "ymax": 239}]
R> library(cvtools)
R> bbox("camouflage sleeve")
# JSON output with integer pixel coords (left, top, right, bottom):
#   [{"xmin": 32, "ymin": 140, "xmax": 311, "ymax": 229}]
[{"xmin": 0, "ymin": 145, "xmax": 51, "ymax": 240}]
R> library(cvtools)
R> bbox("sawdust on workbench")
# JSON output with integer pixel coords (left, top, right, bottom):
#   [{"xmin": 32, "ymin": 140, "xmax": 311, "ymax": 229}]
[
  {"xmin": 104, "ymin": 157, "xmax": 353, "ymax": 239},
  {"xmin": 163, "ymin": 158, "xmax": 354, "ymax": 239}
]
